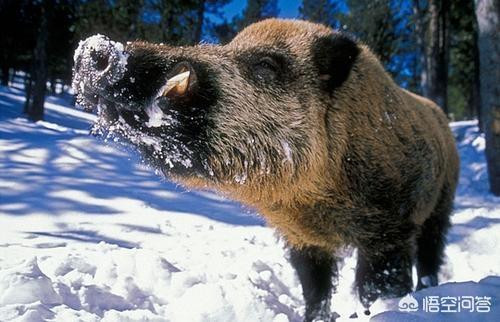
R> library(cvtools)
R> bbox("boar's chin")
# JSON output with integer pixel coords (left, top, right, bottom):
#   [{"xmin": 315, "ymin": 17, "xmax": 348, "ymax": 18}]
[{"xmin": 87, "ymin": 97, "xmax": 214, "ymax": 180}]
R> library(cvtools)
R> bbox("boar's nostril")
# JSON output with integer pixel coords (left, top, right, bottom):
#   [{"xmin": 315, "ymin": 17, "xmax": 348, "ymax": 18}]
[
  {"xmin": 90, "ymin": 49, "xmax": 109, "ymax": 71},
  {"xmin": 72, "ymin": 34, "xmax": 129, "ymax": 108}
]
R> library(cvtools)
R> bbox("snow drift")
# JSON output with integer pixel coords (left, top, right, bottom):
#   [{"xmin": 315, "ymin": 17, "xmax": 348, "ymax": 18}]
[{"xmin": 0, "ymin": 81, "xmax": 499, "ymax": 321}]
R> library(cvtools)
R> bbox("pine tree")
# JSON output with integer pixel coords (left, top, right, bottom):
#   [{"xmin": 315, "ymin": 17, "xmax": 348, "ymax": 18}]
[
  {"xmin": 0, "ymin": 0, "xmax": 20, "ymax": 85},
  {"xmin": 338, "ymin": 0, "xmax": 401, "ymax": 67},
  {"xmin": 0, "ymin": 0, "xmax": 39, "ymax": 87},
  {"xmin": 192, "ymin": 0, "xmax": 231, "ymax": 43},
  {"xmin": 426, "ymin": 0, "xmax": 450, "ymax": 115},
  {"xmin": 475, "ymin": 0, "xmax": 500, "ymax": 195},
  {"xmin": 113, "ymin": 0, "xmax": 145, "ymax": 40},
  {"xmin": 238, "ymin": 0, "xmax": 279, "ymax": 29},
  {"xmin": 412, "ymin": 0, "xmax": 429, "ymax": 96},
  {"xmin": 448, "ymin": 0, "xmax": 481, "ymax": 121},
  {"xmin": 299, "ymin": 0, "xmax": 339, "ymax": 27},
  {"xmin": 75, "ymin": 0, "xmax": 114, "ymax": 39},
  {"xmin": 213, "ymin": 0, "xmax": 279, "ymax": 44},
  {"xmin": 24, "ymin": 0, "xmax": 52, "ymax": 121}
]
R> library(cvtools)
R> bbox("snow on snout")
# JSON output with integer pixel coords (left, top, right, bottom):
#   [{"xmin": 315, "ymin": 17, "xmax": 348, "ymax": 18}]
[
  {"xmin": 145, "ymin": 102, "xmax": 165, "ymax": 128},
  {"xmin": 72, "ymin": 34, "xmax": 128, "ymax": 98}
]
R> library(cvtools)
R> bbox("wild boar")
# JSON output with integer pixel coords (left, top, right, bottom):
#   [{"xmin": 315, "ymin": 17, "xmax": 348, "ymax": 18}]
[{"xmin": 72, "ymin": 19, "xmax": 459, "ymax": 321}]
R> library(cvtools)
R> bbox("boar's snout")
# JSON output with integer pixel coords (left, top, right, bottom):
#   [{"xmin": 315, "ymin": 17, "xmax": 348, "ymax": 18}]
[
  {"xmin": 73, "ymin": 34, "xmax": 201, "ymax": 113},
  {"xmin": 72, "ymin": 35, "xmax": 129, "ymax": 109}
]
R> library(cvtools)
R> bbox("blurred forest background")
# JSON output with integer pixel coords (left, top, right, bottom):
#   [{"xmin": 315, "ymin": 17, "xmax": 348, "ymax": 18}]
[{"xmin": 0, "ymin": 0, "xmax": 499, "ymax": 194}]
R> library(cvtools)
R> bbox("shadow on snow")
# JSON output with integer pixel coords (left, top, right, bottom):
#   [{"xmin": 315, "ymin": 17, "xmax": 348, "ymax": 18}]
[{"xmin": 0, "ymin": 85, "xmax": 264, "ymax": 229}]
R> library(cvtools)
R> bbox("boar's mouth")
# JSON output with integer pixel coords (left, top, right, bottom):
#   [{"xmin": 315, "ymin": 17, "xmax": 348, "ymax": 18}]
[{"xmin": 72, "ymin": 35, "xmax": 215, "ymax": 179}]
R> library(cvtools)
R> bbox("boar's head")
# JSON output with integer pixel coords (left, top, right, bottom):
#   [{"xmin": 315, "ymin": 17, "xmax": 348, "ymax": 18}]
[{"xmin": 72, "ymin": 19, "xmax": 359, "ymax": 202}]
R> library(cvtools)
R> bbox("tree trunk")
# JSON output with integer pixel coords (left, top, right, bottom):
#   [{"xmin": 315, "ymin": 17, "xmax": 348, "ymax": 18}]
[
  {"xmin": 193, "ymin": 0, "xmax": 205, "ymax": 43},
  {"xmin": 1, "ymin": 64, "xmax": 9, "ymax": 86},
  {"xmin": 25, "ymin": 2, "xmax": 50, "ymax": 121},
  {"xmin": 23, "ymin": 74, "xmax": 32, "ymax": 113},
  {"xmin": 427, "ymin": 0, "xmax": 450, "ymax": 115},
  {"xmin": 475, "ymin": 0, "xmax": 500, "ymax": 195},
  {"xmin": 471, "ymin": 19, "xmax": 483, "ymax": 129},
  {"xmin": 413, "ymin": 0, "xmax": 429, "ymax": 96},
  {"xmin": 50, "ymin": 77, "xmax": 56, "ymax": 95},
  {"xmin": 10, "ymin": 69, "xmax": 15, "ymax": 84}
]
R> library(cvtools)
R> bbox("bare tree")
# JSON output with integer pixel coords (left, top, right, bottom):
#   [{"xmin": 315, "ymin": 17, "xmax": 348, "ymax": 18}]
[
  {"xmin": 475, "ymin": 0, "xmax": 500, "ymax": 195},
  {"xmin": 471, "ymin": 26, "xmax": 482, "ymax": 129},
  {"xmin": 194, "ymin": 0, "xmax": 206, "ymax": 43},
  {"xmin": 24, "ymin": 1, "xmax": 51, "ymax": 121},
  {"xmin": 413, "ymin": 0, "xmax": 429, "ymax": 97},
  {"xmin": 426, "ymin": 0, "xmax": 450, "ymax": 115}
]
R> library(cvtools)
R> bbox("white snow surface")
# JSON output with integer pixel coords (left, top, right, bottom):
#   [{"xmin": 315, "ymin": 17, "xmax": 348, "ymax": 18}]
[{"xmin": 1, "ymin": 82, "xmax": 499, "ymax": 322}]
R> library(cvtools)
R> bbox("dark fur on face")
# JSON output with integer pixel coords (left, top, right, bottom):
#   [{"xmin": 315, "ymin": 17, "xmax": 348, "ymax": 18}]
[
  {"xmin": 73, "ymin": 19, "xmax": 459, "ymax": 321},
  {"xmin": 79, "ymin": 21, "xmax": 362, "ymax": 190}
]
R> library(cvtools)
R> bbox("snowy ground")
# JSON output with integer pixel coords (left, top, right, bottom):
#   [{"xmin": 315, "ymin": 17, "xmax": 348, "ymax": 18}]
[{"xmin": 0, "ymin": 81, "xmax": 499, "ymax": 322}]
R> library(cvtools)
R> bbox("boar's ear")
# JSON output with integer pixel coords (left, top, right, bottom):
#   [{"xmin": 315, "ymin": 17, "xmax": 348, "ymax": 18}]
[{"xmin": 311, "ymin": 33, "xmax": 359, "ymax": 93}]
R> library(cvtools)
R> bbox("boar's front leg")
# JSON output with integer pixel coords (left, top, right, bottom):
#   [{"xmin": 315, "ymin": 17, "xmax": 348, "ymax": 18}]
[
  {"xmin": 290, "ymin": 246, "xmax": 338, "ymax": 322},
  {"xmin": 355, "ymin": 247, "xmax": 413, "ymax": 314}
]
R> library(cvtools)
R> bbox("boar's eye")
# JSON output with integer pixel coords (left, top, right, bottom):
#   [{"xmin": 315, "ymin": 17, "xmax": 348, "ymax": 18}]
[{"xmin": 253, "ymin": 56, "xmax": 279, "ymax": 81}]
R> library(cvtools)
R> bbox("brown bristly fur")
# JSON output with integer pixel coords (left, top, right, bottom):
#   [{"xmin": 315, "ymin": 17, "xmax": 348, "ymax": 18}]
[
  {"xmin": 77, "ymin": 18, "xmax": 460, "ymax": 319},
  {"xmin": 181, "ymin": 20, "xmax": 459, "ymax": 254}
]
